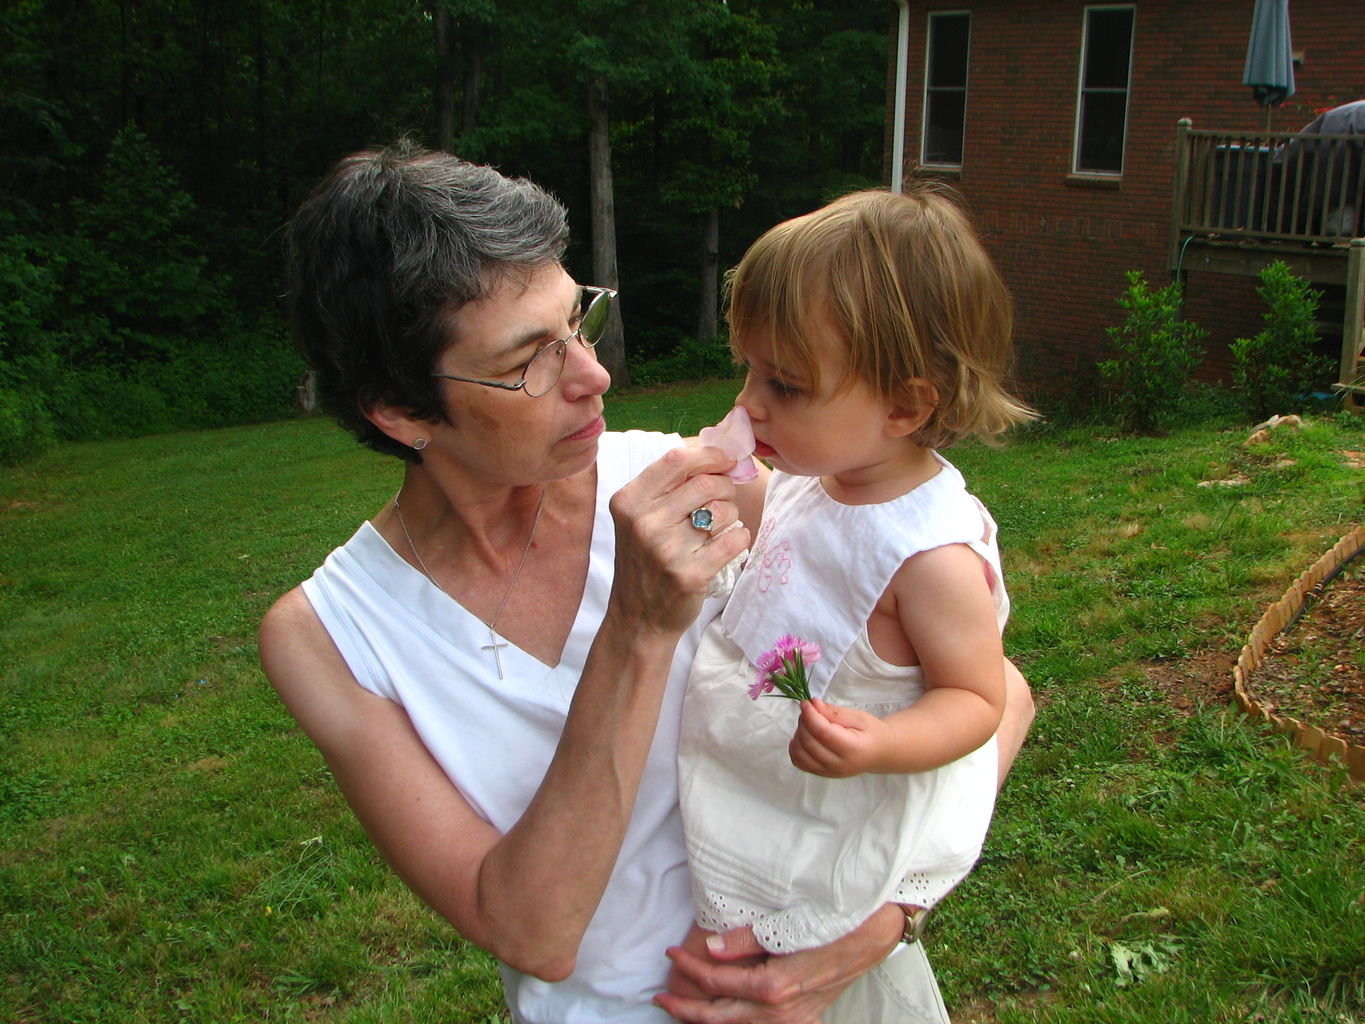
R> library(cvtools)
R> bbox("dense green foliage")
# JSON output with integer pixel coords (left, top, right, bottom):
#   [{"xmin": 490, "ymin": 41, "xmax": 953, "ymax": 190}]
[
  {"xmin": 2, "ymin": 394, "xmax": 1362, "ymax": 1021},
  {"xmin": 1231, "ymin": 260, "xmax": 1336, "ymax": 421},
  {"xmin": 1098, "ymin": 271, "xmax": 1208, "ymax": 434},
  {"xmin": 0, "ymin": 0, "xmax": 891, "ymax": 457}
]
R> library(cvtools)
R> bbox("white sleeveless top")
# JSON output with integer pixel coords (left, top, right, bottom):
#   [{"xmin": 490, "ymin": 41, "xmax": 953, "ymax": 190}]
[
  {"xmin": 678, "ymin": 456, "xmax": 1007, "ymax": 955},
  {"xmin": 303, "ymin": 431, "xmax": 719, "ymax": 1024}
]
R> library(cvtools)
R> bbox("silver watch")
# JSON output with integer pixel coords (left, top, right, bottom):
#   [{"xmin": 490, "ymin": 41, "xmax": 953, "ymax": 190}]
[{"xmin": 899, "ymin": 905, "xmax": 931, "ymax": 944}]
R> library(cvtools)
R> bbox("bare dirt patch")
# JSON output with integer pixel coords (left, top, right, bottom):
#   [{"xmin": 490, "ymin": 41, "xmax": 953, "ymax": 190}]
[
  {"xmin": 1242, "ymin": 568, "xmax": 1365, "ymax": 748},
  {"xmin": 1145, "ymin": 564, "xmax": 1365, "ymax": 750}
]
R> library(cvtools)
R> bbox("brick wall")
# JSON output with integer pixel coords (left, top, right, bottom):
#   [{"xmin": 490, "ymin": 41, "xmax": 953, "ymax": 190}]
[{"xmin": 887, "ymin": 0, "xmax": 1365, "ymax": 403}]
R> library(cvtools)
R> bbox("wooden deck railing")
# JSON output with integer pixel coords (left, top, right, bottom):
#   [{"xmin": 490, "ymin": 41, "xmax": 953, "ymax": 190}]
[
  {"xmin": 1170, "ymin": 120, "xmax": 1365, "ymax": 409},
  {"xmin": 1172, "ymin": 119, "xmax": 1365, "ymax": 247}
]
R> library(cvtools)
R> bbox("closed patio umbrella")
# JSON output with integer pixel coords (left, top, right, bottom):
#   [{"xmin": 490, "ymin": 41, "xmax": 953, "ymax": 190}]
[{"xmin": 1243, "ymin": 0, "xmax": 1295, "ymax": 127}]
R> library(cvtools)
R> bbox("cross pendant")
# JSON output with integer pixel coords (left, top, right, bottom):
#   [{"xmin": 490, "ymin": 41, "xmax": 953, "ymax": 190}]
[{"xmin": 482, "ymin": 626, "xmax": 509, "ymax": 679}]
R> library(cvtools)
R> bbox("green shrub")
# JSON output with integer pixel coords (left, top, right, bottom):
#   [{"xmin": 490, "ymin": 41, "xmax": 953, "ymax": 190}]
[
  {"xmin": 0, "ymin": 231, "xmax": 60, "ymax": 353},
  {"xmin": 46, "ymin": 366, "xmax": 174, "ymax": 441},
  {"xmin": 0, "ymin": 387, "xmax": 55, "ymax": 464},
  {"xmin": 627, "ymin": 334, "xmax": 741, "ymax": 387},
  {"xmin": 46, "ymin": 328, "xmax": 303, "ymax": 441},
  {"xmin": 1230, "ymin": 260, "xmax": 1335, "ymax": 421},
  {"xmin": 149, "ymin": 327, "xmax": 304, "ymax": 428},
  {"xmin": 1097, "ymin": 270, "xmax": 1207, "ymax": 433}
]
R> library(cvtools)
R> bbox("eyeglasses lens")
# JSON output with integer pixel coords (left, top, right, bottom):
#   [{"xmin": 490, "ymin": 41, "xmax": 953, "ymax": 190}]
[
  {"xmin": 522, "ymin": 289, "xmax": 613, "ymax": 397},
  {"xmin": 523, "ymin": 344, "xmax": 566, "ymax": 397},
  {"xmin": 579, "ymin": 289, "xmax": 612, "ymax": 347}
]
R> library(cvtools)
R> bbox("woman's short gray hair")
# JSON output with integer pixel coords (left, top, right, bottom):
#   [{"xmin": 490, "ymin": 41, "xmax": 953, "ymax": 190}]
[{"xmin": 287, "ymin": 139, "xmax": 570, "ymax": 461}]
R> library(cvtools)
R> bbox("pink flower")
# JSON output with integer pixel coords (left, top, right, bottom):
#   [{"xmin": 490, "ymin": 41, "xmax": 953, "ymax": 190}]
[
  {"xmin": 750, "ymin": 634, "xmax": 821, "ymax": 701},
  {"xmin": 698, "ymin": 407, "xmax": 757, "ymax": 484},
  {"xmin": 775, "ymin": 634, "xmax": 821, "ymax": 665},
  {"xmin": 748, "ymin": 676, "xmax": 775, "ymax": 700}
]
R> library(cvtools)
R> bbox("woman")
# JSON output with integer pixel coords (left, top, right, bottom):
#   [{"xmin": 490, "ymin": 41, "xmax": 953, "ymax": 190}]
[{"xmin": 260, "ymin": 141, "xmax": 1034, "ymax": 1024}]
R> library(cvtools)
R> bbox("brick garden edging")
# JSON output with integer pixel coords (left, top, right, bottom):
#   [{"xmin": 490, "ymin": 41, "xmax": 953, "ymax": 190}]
[{"xmin": 1233, "ymin": 525, "xmax": 1365, "ymax": 783}]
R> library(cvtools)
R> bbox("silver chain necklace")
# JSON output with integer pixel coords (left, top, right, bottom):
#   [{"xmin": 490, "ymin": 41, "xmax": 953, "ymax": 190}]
[{"xmin": 393, "ymin": 486, "xmax": 547, "ymax": 679}]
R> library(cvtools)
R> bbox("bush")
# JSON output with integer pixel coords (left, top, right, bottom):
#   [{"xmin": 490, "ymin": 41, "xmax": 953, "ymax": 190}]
[
  {"xmin": 0, "ymin": 387, "xmax": 56, "ymax": 465},
  {"xmin": 627, "ymin": 334, "xmax": 741, "ymax": 387},
  {"xmin": 1097, "ymin": 271, "xmax": 1207, "ymax": 433},
  {"xmin": 46, "ymin": 366, "xmax": 174, "ymax": 441},
  {"xmin": 151, "ymin": 327, "xmax": 304, "ymax": 428},
  {"xmin": 46, "ymin": 327, "xmax": 303, "ymax": 441},
  {"xmin": 1230, "ymin": 260, "xmax": 1335, "ymax": 421}
]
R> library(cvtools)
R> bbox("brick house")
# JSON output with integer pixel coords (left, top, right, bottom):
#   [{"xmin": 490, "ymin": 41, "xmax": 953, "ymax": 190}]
[{"xmin": 883, "ymin": 0, "xmax": 1365, "ymax": 407}]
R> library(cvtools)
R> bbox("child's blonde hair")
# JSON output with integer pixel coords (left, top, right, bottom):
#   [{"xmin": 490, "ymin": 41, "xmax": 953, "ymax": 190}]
[{"xmin": 726, "ymin": 185, "xmax": 1036, "ymax": 447}]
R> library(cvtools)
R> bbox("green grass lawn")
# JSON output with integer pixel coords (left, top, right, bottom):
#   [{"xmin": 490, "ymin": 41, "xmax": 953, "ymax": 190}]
[{"xmin": 2, "ymin": 383, "xmax": 1362, "ymax": 1023}]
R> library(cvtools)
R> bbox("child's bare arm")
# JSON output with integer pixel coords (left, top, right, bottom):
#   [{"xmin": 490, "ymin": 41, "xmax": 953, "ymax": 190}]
[
  {"xmin": 789, "ymin": 544, "xmax": 1005, "ymax": 777},
  {"xmin": 881, "ymin": 543, "xmax": 1006, "ymax": 770}
]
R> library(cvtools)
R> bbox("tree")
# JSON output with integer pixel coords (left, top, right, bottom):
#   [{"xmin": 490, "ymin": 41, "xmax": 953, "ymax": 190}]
[
  {"xmin": 0, "ymin": 0, "xmax": 906, "ymax": 445},
  {"xmin": 65, "ymin": 126, "xmax": 225, "ymax": 367},
  {"xmin": 653, "ymin": 3, "xmax": 778, "ymax": 342},
  {"xmin": 565, "ymin": 0, "xmax": 710, "ymax": 386},
  {"xmin": 429, "ymin": 0, "xmax": 496, "ymax": 152},
  {"xmin": 585, "ymin": 76, "xmax": 628, "ymax": 383}
]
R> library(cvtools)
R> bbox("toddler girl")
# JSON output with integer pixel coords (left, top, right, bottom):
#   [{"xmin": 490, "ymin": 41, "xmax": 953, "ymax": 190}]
[{"xmin": 675, "ymin": 185, "xmax": 1036, "ymax": 1022}]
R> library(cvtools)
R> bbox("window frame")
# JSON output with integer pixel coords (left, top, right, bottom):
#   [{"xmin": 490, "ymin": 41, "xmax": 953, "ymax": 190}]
[
  {"xmin": 920, "ymin": 9, "xmax": 972, "ymax": 169},
  {"xmin": 1072, "ymin": 4, "xmax": 1136, "ymax": 177}
]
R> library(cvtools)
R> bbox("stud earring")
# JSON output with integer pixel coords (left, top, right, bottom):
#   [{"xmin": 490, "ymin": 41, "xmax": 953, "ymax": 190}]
[{"xmin": 411, "ymin": 437, "xmax": 428, "ymax": 451}]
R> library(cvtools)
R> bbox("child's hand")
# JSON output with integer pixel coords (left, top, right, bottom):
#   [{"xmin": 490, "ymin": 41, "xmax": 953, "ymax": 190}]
[{"xmin": 788, "ymin": 697, "xmax": 891, "ymax": 777}]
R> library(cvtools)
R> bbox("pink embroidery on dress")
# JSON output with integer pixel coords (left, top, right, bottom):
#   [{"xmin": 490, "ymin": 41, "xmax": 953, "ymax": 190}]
[
  {"xmin": 756, "ymin": 540, "xmax": 792, "ymax": 592},
  {"xmin": 750, "ymin": 516, "xmax": 776, "ymax": 562}
]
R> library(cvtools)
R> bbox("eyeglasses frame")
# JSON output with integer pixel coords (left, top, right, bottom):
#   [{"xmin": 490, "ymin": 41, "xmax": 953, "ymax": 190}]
[{"xmin": 430, "ymin": 285, "xmax": 617, "ymax": 398}]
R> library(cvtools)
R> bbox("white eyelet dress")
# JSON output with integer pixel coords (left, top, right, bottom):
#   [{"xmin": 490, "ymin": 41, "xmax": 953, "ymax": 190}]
[{"xmin": 677, "ymin": 454, "xmax": 1010, "ymax": 1023}]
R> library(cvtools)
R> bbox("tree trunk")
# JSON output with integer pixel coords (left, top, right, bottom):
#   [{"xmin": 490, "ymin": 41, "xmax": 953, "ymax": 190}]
[
  {"xmin": 462, "ymin": 48, "xmax": 484, "ymax": 134},
  {"xmin": 254, "ymin": 1, "xmax": 268, "ymax": 194},
  {"xmin": 120, "ymin": 0, "xmax": 145, "ymax": 127},
  {"xmin": 433, "ymin": 5, "xmax": 456, "ymax": 151},
  {"xmin": 696, "ymin": 207, "xmax": 720, "ymax": 343},
  {"xmin": 587, "ymin": 77, "xmax": 629, "ymax": 386}
]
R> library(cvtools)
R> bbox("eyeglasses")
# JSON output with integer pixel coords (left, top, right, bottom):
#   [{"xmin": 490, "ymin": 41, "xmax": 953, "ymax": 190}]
[{"xmin": 432, "ymin": 285, "xmax": 617, "ymax": 398}]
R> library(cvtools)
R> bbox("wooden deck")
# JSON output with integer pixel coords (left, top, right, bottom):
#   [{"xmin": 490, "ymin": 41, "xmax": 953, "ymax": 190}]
[{"xmin": 1170, "ymin": 119, "xmax": 1365, "ymax": 405}]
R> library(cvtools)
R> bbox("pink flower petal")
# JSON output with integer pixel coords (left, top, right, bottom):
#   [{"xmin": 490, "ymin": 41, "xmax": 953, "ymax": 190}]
[{"xmin": 755, "ymin": 648, "xmax": 782, "ymax": 675}]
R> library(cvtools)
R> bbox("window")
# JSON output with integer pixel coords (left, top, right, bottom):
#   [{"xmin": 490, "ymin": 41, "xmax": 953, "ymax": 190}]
[
  {"xmin": 922, "ymin": 12, "xmax": 970, "ymax": 167},
  {"xmin": 1074, "ymin": 6, "xmax": 1134, "ymax": 175}
]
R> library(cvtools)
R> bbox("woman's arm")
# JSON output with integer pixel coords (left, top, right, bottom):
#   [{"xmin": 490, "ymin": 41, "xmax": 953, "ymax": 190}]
[
  {"xmin": 260, "ymin": 445, "xmax": 750, "ymax": 982},
  {"xmin": 996, "ymin": 657, "xmax": 1035, "ymax": 786}
]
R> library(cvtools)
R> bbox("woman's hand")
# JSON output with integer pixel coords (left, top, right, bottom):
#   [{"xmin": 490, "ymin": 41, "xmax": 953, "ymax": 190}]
[
  {"xmin": 606, "ymin": 445, "xmax": 751, "ymax": 639},
  {"xmin": 654, "ymin": 905, "xmax": 903, "ymax": 1023},
  {"xmin": 665, "ymin": 924, "xmax": 766, "ymax": 1002}
]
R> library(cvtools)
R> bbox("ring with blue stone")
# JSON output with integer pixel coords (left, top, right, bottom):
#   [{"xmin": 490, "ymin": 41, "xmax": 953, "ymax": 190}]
[{"xmin": 689, "ymin": 507, "xmax": 715, "ymax": 532}]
